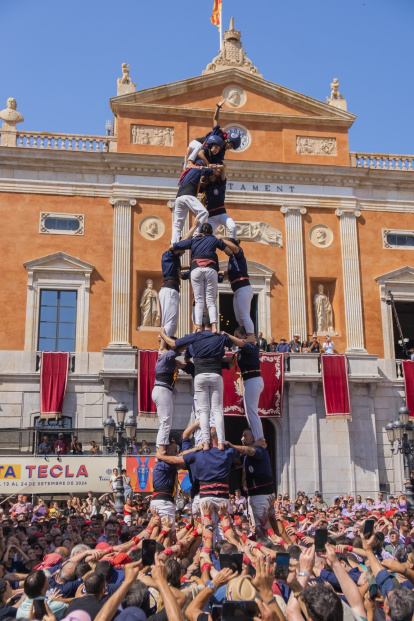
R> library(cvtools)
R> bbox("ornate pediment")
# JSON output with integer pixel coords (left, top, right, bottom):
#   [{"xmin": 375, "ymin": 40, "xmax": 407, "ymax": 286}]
[
  {"xmin": 24, "ymin": 252, "xmax": 95, "ymax": 275},
  {"xmin": 203, "ymin": 17, "xmax": 261, "ymax": 77},
  {"xmin": 376, "ymin": 266, "xmax": 414, "ymax": 285}
]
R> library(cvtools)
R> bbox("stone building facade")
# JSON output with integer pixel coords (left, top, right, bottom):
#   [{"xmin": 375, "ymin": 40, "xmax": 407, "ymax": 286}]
[{"xmin": 1, "ymin": 21, "xmax": 413, "ymax": 497}]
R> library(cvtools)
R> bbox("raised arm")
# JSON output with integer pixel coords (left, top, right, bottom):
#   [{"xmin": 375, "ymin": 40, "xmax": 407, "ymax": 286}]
[
  {"xmin": 325, "ymin": 543, "xmax": 366, "ymax": 618},
  {"xmin": 181, "ymin": 218, "xmax": 200, "ymax": 241},
  {"xmin": 222, "ymin": 332, "xmax": 245, "ymax": 348},
  {"xmin": 218, "ymin": 237, "xmax": 239, "ymax": 256},
  {"xmin": 213, "ymin": 99, "xmax": 226, "ymax": 124},
  {"xmin": 183, "ymin": 421, "xmax": 200, "ymax": 439},
  {"xmin": 155, "ymin": 449, "xmax": 186, "ymax": 469},
  {"xmin": 94, "ymin": 562, "xmax": 142, "ymax": 621},
  {"xmin": 226, "ymin": 440, "xmax": 255, "ymax": 457},
  {"xmin": 159, "ymin": 328, "xmax": 176, "ymax": 348}
]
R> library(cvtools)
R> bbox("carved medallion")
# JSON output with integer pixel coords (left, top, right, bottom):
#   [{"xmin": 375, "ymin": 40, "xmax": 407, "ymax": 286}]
[
  {"xmin": 222, "ymin": 86, "xmax": 246, "ymax": 108},
  {"xmin": 139, "ymin": 216, "xmax": 165, "ymax": 240},
  {"xmin": 309, "ymin": 224, "xmax": 334, "ymax": 248}
]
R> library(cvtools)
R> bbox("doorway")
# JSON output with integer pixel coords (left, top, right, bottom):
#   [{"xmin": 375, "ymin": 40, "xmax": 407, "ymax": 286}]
[
  {"xmin": 219, "ymin": 293, "xmax": 258, "ymax": 334},
  {"xmin": 224, "ymin": 416, "xmax": 276, "ymax": 494},
  {"xmin": 392, "ymin": 302, "xmax": 414, "ymax": 358}
]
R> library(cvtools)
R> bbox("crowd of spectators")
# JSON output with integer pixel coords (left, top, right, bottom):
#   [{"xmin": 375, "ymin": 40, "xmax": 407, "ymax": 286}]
[
  {"xmin": 0, "ymin": 485, "xmax": 414, "ymax": 621},
  {"xmin": 257, "ymin": 333, "xmax": 336, "ymax": 354},
  {"xmin": 37, "ymin": 438, "xmax": 155, "ymax": 458}
]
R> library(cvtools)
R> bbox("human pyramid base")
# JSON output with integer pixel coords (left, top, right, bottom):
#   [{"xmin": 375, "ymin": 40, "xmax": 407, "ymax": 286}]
[{"xmin": 149, "ymin": 98, "xmax": 276, "ymax": 545}]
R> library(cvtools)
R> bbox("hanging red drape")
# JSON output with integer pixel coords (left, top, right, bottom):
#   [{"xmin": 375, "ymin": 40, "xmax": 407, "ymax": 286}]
[
  {"xmin": 321, "ymin": 354, "xmax": 351, "ymax": 419},
  {"xmin": 223, "ymin": 352, "xmax": 285, "ymax": 418},
  {"xmin": 138, "ymin": 349, "xmax": 158, "ymax": 416},
  {"xmin": 40, "ymin": 352, "xmax": 70, "ymax": 420},
  {"xmin": 402, "ymin": 360, "xmax": 414, "ymax": 418}
]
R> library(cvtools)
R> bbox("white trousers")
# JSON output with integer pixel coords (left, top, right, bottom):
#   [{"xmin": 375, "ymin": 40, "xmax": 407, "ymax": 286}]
[
  {"xmin": 150, "ymin": 499, "xmax": 176, "ymax": 531},
  {"xmin": 193, "ymin": 393, "xmax": 215, "ymax": 445},
  {"xmin": 159, "ymin": 288, "xmax": 179, "ymax": 337},
  {"xmin": 233, "ymin": 285, "xmax": 254, "ymax": 334},
  {"xmin": 191, "ymin": 267, "xmax": 218, "ymax": 325},
  {"xmin": 247, "ymin": 494, "xmax": 275, "ymax": 529},
  {"xmin": 243, "ymin": 376, "xmax": 264, "ymax": 441},
  {"xmin": 208, "ymin": 213, "xmax": 237, "ymax": 240},
  {"xmin": 188, "ymin": 141, "xmax": 203, "ymax": 163},
  {"xmin": 201, "ymin": 497, "xmax": 230, "ymax": 544},
  {"xmin": 152, "ymin": 385, "xmax": 174, "ymax": 446},
  {"xmin": 192, "ymin": 494, "xmax": 201, "ymax": 514},
  {"xmin": 194, "ymin": 373, "xmax": 225, "ymax": 444},
  {"xmin": 171, "ymin": 195, "xmax": 208, "ymax": 244}
]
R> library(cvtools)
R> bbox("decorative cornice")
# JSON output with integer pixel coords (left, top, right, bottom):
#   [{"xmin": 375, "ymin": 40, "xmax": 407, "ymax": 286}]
[{"xmin": 2, "ymin": 177, "xmax": 414, "ymax": 213}]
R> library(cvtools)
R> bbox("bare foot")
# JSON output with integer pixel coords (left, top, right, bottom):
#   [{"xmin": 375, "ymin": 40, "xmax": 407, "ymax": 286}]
[
  {"xmin": 203, "ymin": 442, "xmax": 210, "ymax": 451},
  {"xmin": 211, "ymin": 323, "xmax": 218, "ymax": 334},
  {"xmin": 218, "ymin": 443, "xmax": 225, "ymax": 451}
]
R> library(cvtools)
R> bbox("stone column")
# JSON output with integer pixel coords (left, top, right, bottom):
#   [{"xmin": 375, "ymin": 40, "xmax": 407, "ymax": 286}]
[
  {"xmin": 335, "ymin": 208, "xmax": 366, "ymax": 352},
  {"xmin": 168, "ymin": 200, "xmax": 190, "ymax": 337},
  {"xmin": 281, "ymin": 206, "xmax": 307, "ymax": 341},
  {"xmin": 108, "ymin": 197, "xmax": 136, "ymax": 347}
]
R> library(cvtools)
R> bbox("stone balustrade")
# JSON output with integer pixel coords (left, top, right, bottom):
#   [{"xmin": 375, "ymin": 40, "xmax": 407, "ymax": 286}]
[
  {"xmin": 0, "ymin": 130, "xmax": 117, "ymax": 152},
  {"xmin": 350, "ymin": 152, "xmax": 414, "ymax": 171}
]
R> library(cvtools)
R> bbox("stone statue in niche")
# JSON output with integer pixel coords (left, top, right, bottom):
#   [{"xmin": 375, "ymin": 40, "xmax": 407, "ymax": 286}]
[
  {"xmin": 0, "ymin": 98, "xmax": 24, "ymax": 126},
  {"xmin": 140, "ymin": 279, "xmax": 161, "ymax": 327},
  {"xmin": 314, "ymin": 284, "xmax": 334, "ymax": 333}
]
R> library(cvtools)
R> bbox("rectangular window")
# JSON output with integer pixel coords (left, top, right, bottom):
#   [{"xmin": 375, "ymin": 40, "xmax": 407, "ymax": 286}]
[{"xmin": 38, "ymin": 290, "xmax": 77, "ymax": 352}]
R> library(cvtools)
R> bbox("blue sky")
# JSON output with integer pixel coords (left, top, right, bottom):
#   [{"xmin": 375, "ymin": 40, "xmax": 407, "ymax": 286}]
[{"xmin": 1, "ymin": 0, "xmax": 412, "ymax": 154}]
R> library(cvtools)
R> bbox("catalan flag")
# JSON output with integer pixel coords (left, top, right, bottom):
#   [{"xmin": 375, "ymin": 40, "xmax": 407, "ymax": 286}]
[{"xmin": 210, "ymin": 0, "xmax": 222, "ymax": 29}]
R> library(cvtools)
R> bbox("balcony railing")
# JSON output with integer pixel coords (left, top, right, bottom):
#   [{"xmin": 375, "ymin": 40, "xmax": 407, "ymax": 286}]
[
  {"xmin": 350, "ymin": 152, "xmax": 414, "ymax": 171},
  {"xmin": 13, "ymin": 131, "xmax": 116, "ymax": 152},
  {"xmin": 35, "ymin": 352, "xmax": 75, "ymax": 372}
]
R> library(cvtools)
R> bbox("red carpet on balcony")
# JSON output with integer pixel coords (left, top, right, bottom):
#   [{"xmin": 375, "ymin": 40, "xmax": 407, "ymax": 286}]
[
  {"xmin": 138, "ymin": 349, "xmax": 158, "ymax": 416},
  {"xmin": 40, "ymin": 352, "xmax": 70, "ymax": 420},
  {"xmin": 402, "ymin": 360, "xmax": 414, "ymax": 418},
  {"xmin": 321, "ymin": 354, "xmax": 351, "ymax": 419}
]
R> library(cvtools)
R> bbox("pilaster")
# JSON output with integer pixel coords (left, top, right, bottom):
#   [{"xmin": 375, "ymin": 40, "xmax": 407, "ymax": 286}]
[
  {"xmin": 108, "ymin": 197, "xmax": 136, "ymax": 347},
  {"xmin": 335, "ymin": 208, "xmax": 366, "ymax": 352},
  {"xmin": 281, "ymin": 206, "xmax": 307, "ymax": 341}
]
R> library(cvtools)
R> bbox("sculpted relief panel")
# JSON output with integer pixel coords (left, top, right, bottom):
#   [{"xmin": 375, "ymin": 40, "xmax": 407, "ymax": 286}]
[
  {"xmin": 296, "ymin": 136, "xmax": 337, "ymax": 156},
  {"xmin": 215, "ymin": 221, "xmax": 282, "ymax": 247},
  {"xmin": 131, "ymin": 125, "xmax": 174, "ymax": 146}
]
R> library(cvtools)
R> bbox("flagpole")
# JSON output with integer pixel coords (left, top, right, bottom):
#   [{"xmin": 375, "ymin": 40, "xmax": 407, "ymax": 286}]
[{"xmin": 219, "ymin": 3, "xmax": 223, "ymax": 49}]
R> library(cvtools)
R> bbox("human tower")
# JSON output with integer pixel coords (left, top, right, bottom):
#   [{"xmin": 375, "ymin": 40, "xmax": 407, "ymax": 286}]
[{"xmin": 150, "ymin": 100, "xmax": 274, "ymax": 535}]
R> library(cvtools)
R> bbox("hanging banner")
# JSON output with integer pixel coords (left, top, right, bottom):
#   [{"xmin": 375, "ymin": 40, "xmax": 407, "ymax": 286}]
[
  {"xmin": 0, "ymin": 457, "xmax": 120, "ymax": 494},
  {"xmin": 223, "ymin": 352, "xmax": 285, "ymax": 418},
  {"xmin": 321, "ymin": 354, "xmax": 351, "ymax": 419},
  {"xmin": 40, "ymin": 352, "xmax": 70, "ymax": 420},
  {"xmin": 137, "ymin": 350, "xmax": 158, "ymax": 416},
  {"xmin": 402, "ymin": 360, "xmax": 414, "ymax": 418},
  {"xmin": 126, "ymin": 456, "xmax": 190, "ymax": 494}
]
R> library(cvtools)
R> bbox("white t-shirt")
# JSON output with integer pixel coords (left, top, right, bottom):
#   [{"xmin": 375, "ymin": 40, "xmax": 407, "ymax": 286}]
[
  {"xmin": 110, "ymin": 474, "xmax": 118, "ymax": 490},
  {"xmin": 323, "ymin": 341, "xmax": 335, "ymax": 354}
]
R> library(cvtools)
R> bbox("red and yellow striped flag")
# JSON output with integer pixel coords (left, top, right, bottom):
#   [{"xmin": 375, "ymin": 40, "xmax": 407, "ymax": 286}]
[{"xmin": 210, "ymin": 0, "xmax": 222, "ymax": 28}]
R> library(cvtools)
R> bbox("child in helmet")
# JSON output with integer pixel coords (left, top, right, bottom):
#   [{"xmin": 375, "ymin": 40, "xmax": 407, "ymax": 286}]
[{"xmin": 186, "ymin": 100, "xmax": 242, "ymax": 167}]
